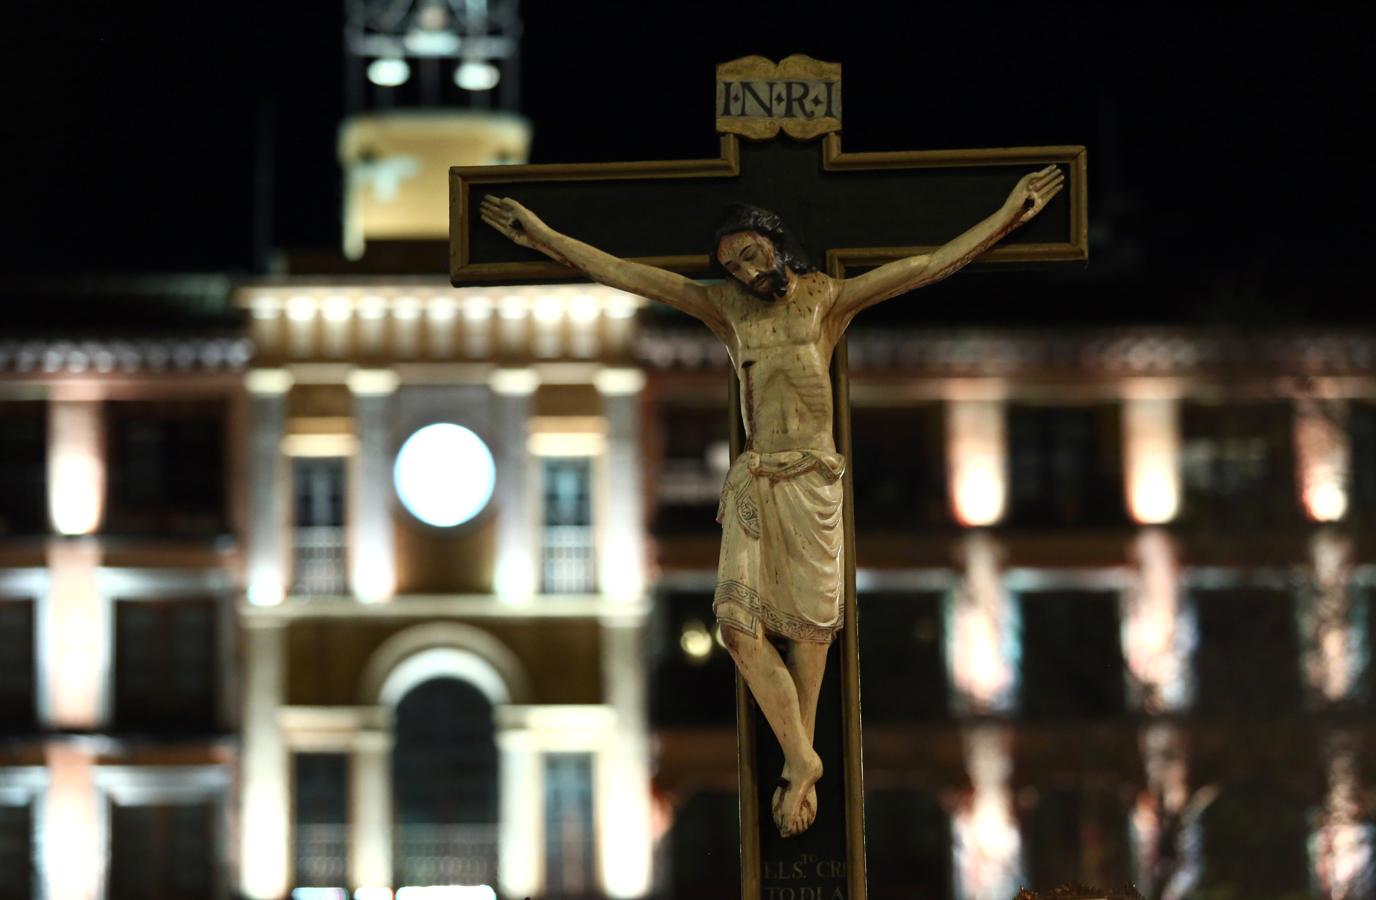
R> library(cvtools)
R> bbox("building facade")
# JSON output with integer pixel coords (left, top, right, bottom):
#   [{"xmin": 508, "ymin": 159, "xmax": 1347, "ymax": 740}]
[{"xmin": 3, "ymin": 275, "xmax": 1376, "ymax": 899}]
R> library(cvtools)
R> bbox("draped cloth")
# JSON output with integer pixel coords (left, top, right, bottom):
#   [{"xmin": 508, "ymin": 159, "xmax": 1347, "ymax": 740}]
[{"xmin": 712, "ymin": 450, "xmax": 846, "ymax": 644}]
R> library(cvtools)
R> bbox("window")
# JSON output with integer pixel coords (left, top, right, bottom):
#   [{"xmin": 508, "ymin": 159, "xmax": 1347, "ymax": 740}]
[
  {"xmin": 541, "ymin": 457, "xmax": 594, "ymax": 593},
  {"xmin": 0, "ymin": 802, "xmax": 33, "ymax": 900},
  {"xmin": 650, "ymin": 590, "xmax": 735, "ymax": 727},
  {"xmin": 1193, "ymin": 586, "xmax": 1301, "ymax": 716},
  {"xmin": 0, "ymin": 403, "xmax": 46, "ymax": 536},
  {"xmin": 393, "ymin": 678, "xmax": 498, "ymax": 887},
  {"xmin": 291, "ymin": 457, "xmax": 348, "ymax": 596},
  {"xmin": 1181, "ymin": 402, "xmax": 1297, "ymax": 529},
  {"xmin": 113, "ymin": 599, "xmax": 218, "ymax": 732},
  {"xmin": 0, "ymin": 600, "xmax": 35, "ymax": 731},
  {"xmin": 293, "ymin": 753, "xmax": 349, "ymax": 888},
  {"xmin": 1007, "ymin": 404, "xmax": 1125, "ymax": 528},
  {"xmin": 666, "ymin": 791, "xmax": 738, "ymax": 899},
  {"xmin": 651, "ymin": 406, "xmax": 729, "ymax": 535},
  {"xmin": 105, "ymin": 400, "xmax": 227, "ymax": 535},
  {"xmin": 851, "ymin": 405, "xmax": 948, "ymax": 532},
  {"xmin": 1018, "ymin": 589, "xmax": 1125, "ymax": 719},
  {"xmin": 107, "ymin": 801, "xmax": 216, "ymax": 900},
  {"xmin": 858, "ymin": 592, "xmax": 947, "ymax": 722},
  {"xmin": 544, "ymin": 753, "xmax": 595, "ymax": 898},
  {"xmin": 1023, "ymin": 788, "xmax": 1132, "ymax": 892},
  {"xmin": 865, "ymin": 789, "xmax": 951, "ymax": 900},
  {"xmin": 1350, "ymin": 401, "xmax": 1376, "ymax": 527},
  {"xmin": 1197, "ymin": 783, "xmax": 1311, "ymax": 900}
]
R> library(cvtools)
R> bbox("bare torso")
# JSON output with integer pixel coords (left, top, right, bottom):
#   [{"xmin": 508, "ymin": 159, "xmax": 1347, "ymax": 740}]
[{"xmin": 713, "ymin": 272, "xmax": 840, "ymax": 454}]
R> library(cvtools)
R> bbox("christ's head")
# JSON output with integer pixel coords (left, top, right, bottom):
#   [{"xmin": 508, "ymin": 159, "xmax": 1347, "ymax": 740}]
[{"xmin": 710, "ymin": 203, "xmax": 816, "ymax": 300}]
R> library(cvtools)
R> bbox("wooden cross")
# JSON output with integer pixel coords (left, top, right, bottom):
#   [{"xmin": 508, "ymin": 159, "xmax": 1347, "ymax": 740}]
[{"xmin": 450, "ymin": 56, "xmax": 1086, "ymax": 900}]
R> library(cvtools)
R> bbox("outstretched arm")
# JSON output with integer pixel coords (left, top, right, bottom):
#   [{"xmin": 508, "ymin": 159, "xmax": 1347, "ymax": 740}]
[
  {"xmin": 480, "ymin": 196, "xmax": 727, "ymax": 335},
  {"xmin": 831, "ymin": 165, "xmax": 1065, "ymax": 328}
]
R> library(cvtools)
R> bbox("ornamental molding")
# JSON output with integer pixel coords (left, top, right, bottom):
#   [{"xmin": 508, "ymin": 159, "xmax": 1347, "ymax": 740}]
[
  {"xmin": 0, "ymin": 338, "xmax": 251, "ymax": 375},
  {"xmin": 637, "ymin": 327, "xmax": 1376, "ymax": 377}
]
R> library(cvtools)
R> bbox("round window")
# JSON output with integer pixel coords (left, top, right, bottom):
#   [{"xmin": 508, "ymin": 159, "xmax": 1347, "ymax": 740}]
[{"xmin": 393, "ymin": 423, "xmax": 496, "ymax": 527}]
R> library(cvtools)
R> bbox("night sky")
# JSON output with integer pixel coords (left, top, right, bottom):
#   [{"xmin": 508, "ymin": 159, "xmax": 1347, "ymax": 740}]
[{"xmin": 7, "ymin": 3, "xmax": 1373, "ymax": 326}]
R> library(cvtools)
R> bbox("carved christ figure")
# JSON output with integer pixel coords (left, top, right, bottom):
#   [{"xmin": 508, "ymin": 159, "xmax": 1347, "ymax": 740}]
[{"xmin": 480, "ymin": 165, "xmax": 1064, "ymax": 837}]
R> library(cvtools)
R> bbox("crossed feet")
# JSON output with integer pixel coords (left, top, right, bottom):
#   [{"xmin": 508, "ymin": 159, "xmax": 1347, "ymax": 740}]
[{"xmin": 771, "ymin": 747, "xmax": 823, "ymax": 837}]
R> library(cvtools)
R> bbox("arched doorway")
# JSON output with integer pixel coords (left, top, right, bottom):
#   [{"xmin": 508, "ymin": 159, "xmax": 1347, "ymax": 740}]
[
  {"xmin": 391, "ymin": 677, "xmax": 499, "ymax": 888},
  {"xmin": 362, "ymin": 625, "xmax": 530, "ymax": 893}
]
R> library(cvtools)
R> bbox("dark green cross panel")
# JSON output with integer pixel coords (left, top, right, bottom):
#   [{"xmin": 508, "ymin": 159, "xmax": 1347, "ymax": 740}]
[
  {"xmin": 450, "ymin": 133, "xmax": 1086, "ymax": 283},
  {"xmin": 450, "ymin": 126, "xmax": 1087, "ymax": 900}
]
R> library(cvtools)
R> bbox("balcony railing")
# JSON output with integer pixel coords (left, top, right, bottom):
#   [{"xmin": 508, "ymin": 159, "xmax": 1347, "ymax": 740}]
[
  {"xmin": 541, "ymin": 525, "xmax": 595, "ymax": 594},
  {"xmin": 394, "ymin": 823, "xmax": 498, "ymax": 888},
  {"xmin": 294, "ymin": 823, "xmax": 349, "ymax": 887},
  {"xmin": 292, "ymin": 526, "xmax": 347, "ymax": 596},
  {"xmin": 656, "ymin": 461, "xmax": 724, "ymax": 505}
]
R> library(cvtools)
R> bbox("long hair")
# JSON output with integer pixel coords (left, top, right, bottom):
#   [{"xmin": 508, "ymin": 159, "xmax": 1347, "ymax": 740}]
[{"xmin": 708, "ymin": 203, "xmax": 817, "ymax": 277}]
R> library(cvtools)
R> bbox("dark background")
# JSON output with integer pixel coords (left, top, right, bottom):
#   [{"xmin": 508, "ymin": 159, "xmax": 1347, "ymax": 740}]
[{"xmin": 6, "ymin": 3, "xmax": 1372, "ymax": 325}]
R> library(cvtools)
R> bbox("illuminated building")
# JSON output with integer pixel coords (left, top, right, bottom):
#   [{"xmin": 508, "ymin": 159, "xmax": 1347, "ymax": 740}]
[{"xmin": 3, "ymin": 8, "xmax": 1375, "ymax": 900}]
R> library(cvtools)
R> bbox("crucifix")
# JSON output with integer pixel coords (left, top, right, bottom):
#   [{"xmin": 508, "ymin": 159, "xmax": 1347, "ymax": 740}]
[{"xmin": 450, "ymin": 55, "xmax": 1086, "ymax": 900}]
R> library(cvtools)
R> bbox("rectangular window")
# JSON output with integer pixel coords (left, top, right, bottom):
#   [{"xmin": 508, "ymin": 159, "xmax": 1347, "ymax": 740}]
[
  {"xmin": 105, "ymin": 400, "xmax": 228, "ymax": 535},
  {"xmin": 864, "ymin": 789, "xmax": 952, "ymax": 899},
  {"xmin": 291, "ymin": 457, "xmax": 348, "ymax": 596},
  {"xmin": 1194, "ymin": 586, "xmax": 1301, "ymax": 716},
  {"xmin": 667, "ymin": 791, "xmax": 739, "ymax": 899},
  {"xmin": 544, "ymin": 752, "xmax": 595, "ymax": 898},
  {"xmin": 107, "ymin": 801, "xmax": 216, "ymax": 900},
  {"xmin": 651, "ymin": 406, "xmax": 729, "ymax": 535},
  {"xmin": 1024, "ymin": 788, "xmax": 1132, "ymax": 891},
  {"xmin": 0, "ymin": 402, "xmax": 47, "ymax": 537},
  {"xmin": 113, "ymin": 599, "xmax": 217, "ymax": 732},
  {"xmin": 651, "ymin": 590, "xmax": 736, "ymax": 727},
  {"xmin": 858, "ymin": 591, "xmax": 948, "ymax": 722},
  {"xmin": 1007, "ymin": 404, "xmax": 1125, "ymax": 528},
  {"xmin": 1018, "ymin": 589, "xmax": 1125, "ymax": 718},
  {"xmin": 541, "ymin": 458, "xmax": 595, "ymax": 594},
  {"xmin": 0, "ymin": 802, "xmax": 33, "ymax": 900},
  {"xmin": 0, "ymin": 600, "xmax": 36, "ymax": 731},
  {"xmin": 1181, "ymin": 402, "xmax": 1297, "ymax": 529},
  {"xmin": 1350, "ymin": 402, "xmax": 1376, "ymax": 528},
  {"xmin": 293, "ymin": 753, "xmax": 349, "ymax": 888},
  {"xmin": 852, "ymin": 405, "xmax": 949, "ymax": 532}
]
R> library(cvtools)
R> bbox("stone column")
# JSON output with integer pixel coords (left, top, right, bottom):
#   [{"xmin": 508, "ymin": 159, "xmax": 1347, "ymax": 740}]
[
  {"xmin": 1299, "ymin": 529, "xmax": 1362, "ymax": 705},
  {"xmin": 952, "ymin": 725, "xmax": 1022, "ymax": 900},
  {"xmin": 245, "ymin": 370, "xmax": 292, "ymax": 606},
  {"xmin": 946, "ymin": 398, "xmax": 1007, "ymax": 527},
  {"xmin": 491, "ymin": 369, "xmax": 539, "ymax": 602},
  {"xmin": 45, "ymin": 538, "xmax": 103, "ymax": 730},
  {"xmin": 348, "ymin": 369, "xmax": 400, "ymax": 603},
  {"xmin": 350, "ymin": 728, "xmax": 394, "ymax": 890},
  {"xmin": 949, "ymin": 532, "xmax": 1015, "ymax": 714},
  {"xmin": 496, "ymin": 720, "xmax": 543, "ymax": 899},
  {"xmin": 597, "ymin": 615, "xmax": 653, "ymax": 898},
  {"xmin": 1123, "ymin": 395, "xmax": 1181, "ymax": 525},
  {"xmin": 1123, "ymin": 529, "xmax": 1191, "ymax": 713},
  {"xmin": 239, "ymin": 620, "xmax": 290, "ymax": 900},
  {"xmin": 44, "ymin": 742, "xmax": 101, "ymax": 900},
  {"xmin": 47, "ymin": 393, "xmax": 104, "ymax": 536},
  {"xmin": 1312, "ymin": 731, "xmax": 1371, "ymax": 900},
  {"xmin": 1294, "ymin": 397, "xmax": 1350, "ymax": 523},
  {"xmin": 1132, "ymin": 722, "xmax": 1198, "ymax": 899},
  {"xmin": 595, "ymin": 369, "xmax": 647, "ymax": 603}
]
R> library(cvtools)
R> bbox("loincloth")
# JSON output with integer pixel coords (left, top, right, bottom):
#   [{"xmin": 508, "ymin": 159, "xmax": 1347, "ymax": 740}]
[{"xmin": 712, "ymin": 449, "xmax": 846, "ymax": 644}]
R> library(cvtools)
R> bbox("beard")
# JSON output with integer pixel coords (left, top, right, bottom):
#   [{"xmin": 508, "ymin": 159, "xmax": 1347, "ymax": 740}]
[{"xmin": 748, "ymin": 263, "xmax": 790, "ymax": 300}]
